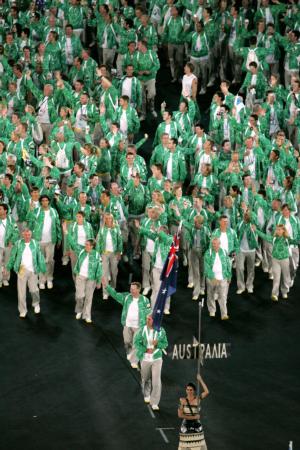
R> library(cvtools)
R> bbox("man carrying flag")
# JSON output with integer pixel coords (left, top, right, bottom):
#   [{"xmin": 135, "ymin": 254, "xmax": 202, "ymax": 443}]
[{"xmin": 135, "ymin": 221, "xmax": 179, "ymax": 316}]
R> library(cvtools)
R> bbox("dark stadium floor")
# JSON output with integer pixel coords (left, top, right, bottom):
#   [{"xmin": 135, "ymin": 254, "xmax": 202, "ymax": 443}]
[
  {"xmin": 1, "ymin": 66, "xmax": 300, "ymax": 450},
  {"xmin": 1, "ymin": 258, "xmax": 300, "ymax": 450}
]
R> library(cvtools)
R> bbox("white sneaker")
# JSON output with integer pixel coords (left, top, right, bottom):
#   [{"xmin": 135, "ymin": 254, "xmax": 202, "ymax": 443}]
[
  {"xmin": 85, "ymin": 318, "xmax": 92, "ymax": 324},
  {"xmin": 255, "ymin": 260, "xmax": 261, "ymax": 267},
  {"xmin": 47, "ymin": 281, "xmax": 53, "ymax": 289},
  {"xmin": 62, "ymin": 257, "xmax": 69, "ymax": 266},
  {"xmin": 103, "ymin": 294, "xmax": 108, "ymax": 300},
  {"xmin": 282, "ymin": 294, "xmax": 288, "ymax": 299},
  {"xmin": 199, "ymin": 88, "xmax": 207, "ymax": 95},
  {"xmin": 143, "ymin": 287, "xmax": 151, "ymax": 296},
  {"xmin": 34, "ymin": 305, "xmax": 40, "ymax": 314},
  {"xmin": 221, "ymin": 315, "xmax": 229, "ymax": 321},
  {"xmin": 39, "ymin": 283, "xmax": 45, "ymax": 290},
  {"xmin": 209, "ymin": 312, "xmax": 215, "ymax": 317},
  {"xmin": 123, "ymin": 255, "xmax": 129, "ymax": 262},
  {"xmin": 76, "ymin": 313, "xmax": 82, "ymax": 320},
  {"xmin": 192, "ymin": 295, "xmax": 198, "ymax": 301},
  {"xmin": 151, "ymin": 110, "xmax": 158, "ymax": 118},
  {"xmin": 164, "ymin": 309, "xmax": 170, "ymax": 315},
  {"xmin": 207, "ymin": 80, "xmax": 215, "ymax": 87},
  {"xmin": 236, "ymin": 289, "xmax": 245, "ymax": 294},
  {"xmin": 3, "ymin": 280, "xmax": 9, "ymax": 286},
  {"xmin": 271, "ymin": 295, "xmax": 278, "ymax": 302},
  {"xmin": 19, "ymin": 312, "xmax": 27, "ymax": 318},
  {"xmin": 144, "ymin": 396, "xmax": 150, "ymax": 404},
  {"xmin": 187, "ymin": 283, "xmax": 194, "ymax": 288},
  {"xmin": 151, "ymin": 404, "xmax": 159, "ymax": 411},
  {"xmin": 269, "ymin": 274, "xmax": 274, "ymax": 280},
  {"xmin": 139, "ymin": 115, "xmax": 146, "ymax": 121},
  {"xmin": 247, "ymin": 288, "xmax": 253, "ymax": 294},
  {"xmin": 200, "ymin": 289, "xmax": 205, "ymax": 296},
  {"xmin": 131, "ymin": 363, "xmax": 138, "ymax": 369}
]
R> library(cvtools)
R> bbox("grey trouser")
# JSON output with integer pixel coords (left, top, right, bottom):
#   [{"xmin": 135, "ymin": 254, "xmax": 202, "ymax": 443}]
[
  {"xmin": 289, "ymin": 247, "xmax": 299, "ymax": 281},
  {"xmin": 102, "ymin": 252, "xmax": 119, "ymax": 296},
  {"xmin": 123, "ymin": 326, "xmax": 139, "ymax": 364},
  {"xmin": 142, "ymin": 250, "xmax": 153, "ymax": 289},
  {"xmin": 17, "ymin": 269, "xmax": 40, "ymax": 315},
  {"xmin": 141, "ymin": 357, "xmax": 163, "ymax": 405},
  {"xmin": 103, "ymin": 48, "xmax": 116, "ymax": 70},
  {"xmin": 141, "ymin": 79, "xmax": 156, "ymax": 116},
  {"xmin": 272, "ymin": 258, "xmax": 291, "ymax": 297},
  {"xmin": 227, "ymin": 45, "xmax": 242, "ymax": 83},
  {"xmin": 0, "ymin": 246, "xmax": 12, "ymax": 282},
  {"xmin": 40, "ymin": 123, "xmax": 53, "ymax": 144},
  {"xmin": 39, "ymin": 242, "xmax": 55, "ymax": 284},
  {"xmin": 120, "ymin": 221, "xmax": 129, "ymax": 244},
  {"xmin": 236, "ymin": 251, "xmax": 255, "ymax": 291},
  {"xmin": 151, "ymin": 267, "xmax": 170, "ymax": 311},
  {"xmin": 189, "ymin": 247, "xmax": 205, "ymax": 297},
  {"xmin": 206, "ymin": 279, "xmax": 228, "ymax": 317},
  {"xmin": 75, "ymin": 275, "xmax": 96, "ymax": 320},
  {"xmin": 168, "ymin": 43, "xmax": 184, "ymax": 80},
  {"xmin": 190, "ymin": 57, "xmax": 208, "ymax": 87},
  {"xmin": 116, "ymin": 53, "xmax": 124, "ymax": 78},
  {"xmin": 263, "ymin": 241, "xmax": 273, "ymax": 274}
]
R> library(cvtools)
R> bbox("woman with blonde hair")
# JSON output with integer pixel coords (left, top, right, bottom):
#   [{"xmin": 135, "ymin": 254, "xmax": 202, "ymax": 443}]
[{"xmin": 256, "ymin": 224, "xmax": 299, "ymax": 301}]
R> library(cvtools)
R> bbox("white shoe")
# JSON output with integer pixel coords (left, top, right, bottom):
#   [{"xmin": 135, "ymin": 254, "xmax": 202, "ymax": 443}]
[
  {"xmin": 151, "ymin": 404, "xmax": 159, "ymax": 411},
  {"xmin": 269, "ymin": 274, "xmax": 274, "ymax": 280},
  {"xmin": 209, "ymin": 312, "xmax": 215, "ymax": 317},
  {"xmin": 123, "ymin": 255, "xmax": 129, "ymax": 262},
  {"xmin": 126, "ymin": 353, "xmax": 132, "ymax": 361},
  {"xmin": 131, "ymin": 363, "xmax": 138, "ymax": 369},
  {"xmin": 271, "ymin": 295, "xmax": 278, "ymax": 302},
  {"xmin": 85, "ymin": 318, "xmax": 92, "ymax": 324},
  {"xmin": 200, "ymin": 289, "xmax": 205, "ymax": 296},
  {"xmin": 282, "ymin": 294, "xmax": 288, "ymax": 299},
  {"xmin": 164, "ymin": 309, "xmax": 170, "ymax": 315},
  {"xmin": 144, "ymin": 396, "xmax": 150, "ymax": 404},
  {"xmin": 236, "ymin": 289, "xmax": 245, "ymax": 295},
  {"xmin": 221, "ymin": 315, "xmax": 229, "ymax": 321},
  {"xmin": 76, "ymin": 313, "xmax": 82, "ymax": 320},
  {"xmin": 139, "ymin": 115, "xmax": 146, "ymax": 121},
  {"xmin": 143, "ymin": 287, "xmax": 151, "ymax": 296},
  {"xmin": 199, "ymin": 88, "xmax": 207, "ymax": 95},
  {"xmin": 207, "ymin": 80, "xmax": 215, "ymax": 87},
  {"xmin": 19, "ymin": 312, "xmax": 27, "ymax": 318},
  {"xmin": 192, "ymin": 295, "xmax": 198, "ymax": 301},
  {"xmin": 62, "ymin": 257, "xmax": 69, "ymax": 266},
  {"xmin": 39, "ymin": 283, "xmax": 45, "ymax": 290},
  {"xmin": 187, "ymin": 283, "xmax": 194, "ymax": 288},
  {"xmin": 47, "ymin": 281, "xmax": 53, "ymax": 289},
  {"xmin": 151, "ymin": 110, "xmax": 158, "ymax": 118},
  {"xmin": 255, "ymin": 260, "xmax": 261, "ymax": 267},
  {"xmin": 290, "ymin": 279, "xmax": 294, "ymax": 287},
  {"xmin": 247, "ymin": 288, "xmax": 253, "ymax": 294},
  {"xmin": 34, "ymin": 305, "xmax": 40, "ymax": 314},
  {"xmin": 3, "ymin": 280, "xmax": 9, "ymax": 286},
  {"xmin": 103, "ymin": 294, "xmax": 108, "ymax": 300}
]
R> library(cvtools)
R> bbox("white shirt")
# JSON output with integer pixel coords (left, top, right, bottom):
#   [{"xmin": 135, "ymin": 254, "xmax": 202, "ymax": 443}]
[
  {"xmin": 0, "ymin": 218, "xmax": 7, "ymax": 248},
  {"xmin": 21, "ymin": 243, "xmax": 34, "ymax": 272},
  {"xmin": 212, "ymin": 253, "xmax": 223, "ymax": 280},
  {"xmin": 165, "ymin": 123, "xmax": 171, "ymax": 135},
  {"xmin": 146, "ymin": 238, "xmax": 155, "ymax": 253},
  {"xmin": 120, "ymin": 110, "xmax": 128, "ymax": 134},
  {"xmin": 65, "ymin": 37, "xmax": 73, "ymax": 64},
  {"xmin": 79, "ymin": 255, "xmax": 89, "ymax": 277},
  {"xmin": 105, "ymin": 230, "xmax": 114, "ymax": 252},
  {"xmin": 154, "ymin": 247, "xmax": 164, "ymax": 269},
  {"xmin": 75, "ymin": 105, "xmax": 88, "ymax": 129},
  {"xmin": 41, "ymin": 210, "xmax": 52, "ymax": 243},
  {"xmin": 56, "ymin": 145, "xmax": 69, "ymax": 169},
  {"xmin": 219, "ymin": 232, "xmax": 229, "ymax": 253},
  {"xmin": 126, "ymin": 297, "xmax": 139, "ymax": 328},
  {"xmin": 182, "ymin": 74, "xmax": 197, "ymax": 98},
  {"xmin": 77, "ymin": 225, "xmax": 86, "ymax": 246},
  {"xmin": 38, "ymin": 97, "xmax": 50, "ymax": 124},
  {"xmin": 166, "ymin": 153, "xmax": 173, "ymax": 179},
  {"xmin": 122, "ymin": 77, "xmax": 133, "ymax": 99}
]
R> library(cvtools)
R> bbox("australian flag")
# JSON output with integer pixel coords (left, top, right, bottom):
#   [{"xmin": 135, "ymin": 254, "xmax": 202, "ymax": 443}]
[{"xmin": 152, "ymin": 232, "xmax": 180, "ymax": 331}]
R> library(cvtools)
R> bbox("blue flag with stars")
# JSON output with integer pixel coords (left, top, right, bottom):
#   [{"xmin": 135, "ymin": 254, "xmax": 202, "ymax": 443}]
[{"xmin": 152, "ymin": 234, "xmax": 179, "ymax": 331}]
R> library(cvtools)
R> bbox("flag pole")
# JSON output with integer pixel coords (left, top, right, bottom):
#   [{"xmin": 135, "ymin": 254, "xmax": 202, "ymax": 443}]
[{"xmin": 196, "ymin": 299, "xmax": 203, "ymax": 404}]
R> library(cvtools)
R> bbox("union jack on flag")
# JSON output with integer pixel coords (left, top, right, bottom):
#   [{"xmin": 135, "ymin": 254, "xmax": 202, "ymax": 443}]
[{"xmin": 152, "ymin": 229, "xmax": 180, "ymax": 331}]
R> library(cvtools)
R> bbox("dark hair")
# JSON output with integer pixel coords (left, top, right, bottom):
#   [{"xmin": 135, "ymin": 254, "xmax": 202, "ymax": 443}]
[{"xmin": 186, "ymin": 382, "xmax": 196, "ymax": 391}]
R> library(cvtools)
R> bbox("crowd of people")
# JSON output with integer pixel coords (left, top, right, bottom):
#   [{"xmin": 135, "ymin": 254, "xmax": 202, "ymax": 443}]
[{"xmin": 0, "ymin": 0, "xmax": 300, "ymax": 441}]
